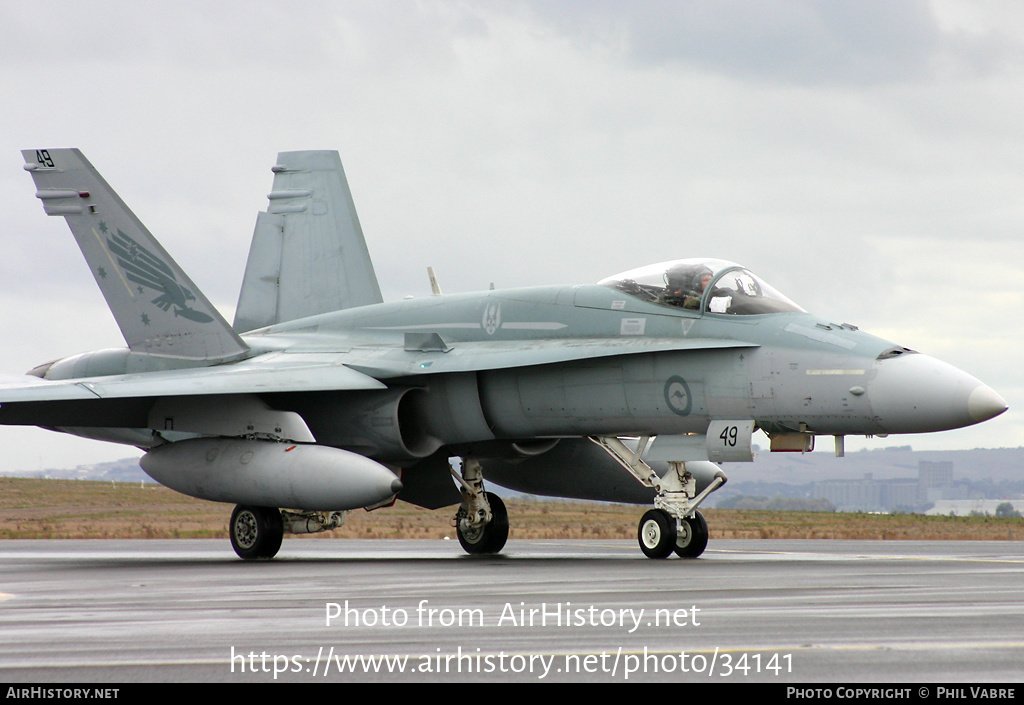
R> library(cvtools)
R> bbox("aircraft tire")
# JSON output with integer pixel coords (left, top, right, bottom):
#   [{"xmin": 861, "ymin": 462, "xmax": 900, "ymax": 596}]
[
  {"xmin": 637, "ymin": 508, "xmax": 676, "ymax": 559},
  {"xmin": 673, "ymin": 510, "xmax": 709, "ymax": 558},
  {"xmin": 230, "ymin": 505, "xmax": 284, "ymax": 560},
  {"xmin": 457, "ymin": 492, "xmax": 509, "ymax": 555}
]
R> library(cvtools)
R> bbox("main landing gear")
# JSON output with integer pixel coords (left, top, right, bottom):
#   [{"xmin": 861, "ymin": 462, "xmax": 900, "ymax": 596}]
[
  {"xmin": 229, "ymin": 505, "xmax": 283, "ymax": 560},
  {"xmin": 451, "ymin": 458, "xmax": 509, "ymax": 555},
  {"xmin": 229, "ymin": 505, "xmax": 346, "ymax": 560},
  {"xmin": 590, "ymin": 436, "xmax": 726, "ymax": 560}
]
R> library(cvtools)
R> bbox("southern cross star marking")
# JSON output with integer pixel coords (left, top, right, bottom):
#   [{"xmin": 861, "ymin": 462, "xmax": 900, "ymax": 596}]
[
  {"xmin": 141, "ymin": 313, "xmax": 150, "ymax": 326},
  {"xmin": 97, "ymin": 267, "xmax": 107, "ymax": 279},
  {"xmin": 98, "ymin": 221, "xmax": 109, "ymax": 234}
]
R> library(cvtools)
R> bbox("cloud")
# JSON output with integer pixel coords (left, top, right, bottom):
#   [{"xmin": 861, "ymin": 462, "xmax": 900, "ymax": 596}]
[{"xmin": 523, "ymin": 0, "xmax": 1022, "ymax": 86}]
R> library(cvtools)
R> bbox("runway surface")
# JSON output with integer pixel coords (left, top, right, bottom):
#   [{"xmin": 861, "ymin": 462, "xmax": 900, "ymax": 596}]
[{"xmin": 1, "ymin": 538, "xmax": 1023, "ymax": 683}]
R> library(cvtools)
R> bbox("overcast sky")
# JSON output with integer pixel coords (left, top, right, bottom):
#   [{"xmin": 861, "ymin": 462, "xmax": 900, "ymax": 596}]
[{"xmin": 0, "ymin": 1, "xmax": 1021, "ymax": 472}]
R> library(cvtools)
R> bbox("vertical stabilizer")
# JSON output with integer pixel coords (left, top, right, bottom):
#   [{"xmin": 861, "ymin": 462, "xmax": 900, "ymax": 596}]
[
  {"xmin": 233, "ymin": 151, "xmax": 383, "ymax": 333},
  {"xmin": 22, "ymin": 149, "xmax": 248, "ymax": 362}
]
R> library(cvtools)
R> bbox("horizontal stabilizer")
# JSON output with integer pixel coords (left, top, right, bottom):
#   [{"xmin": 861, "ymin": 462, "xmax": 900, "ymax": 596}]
[{"xmin": 22, "ymin": 149, "xmax": 248, "ymax": 362}]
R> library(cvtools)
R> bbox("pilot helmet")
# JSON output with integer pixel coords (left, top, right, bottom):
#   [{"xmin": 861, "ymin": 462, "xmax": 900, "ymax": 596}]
[{"xmin": 665, "ymin": 263, "xmax": 713, "ymax": 295}]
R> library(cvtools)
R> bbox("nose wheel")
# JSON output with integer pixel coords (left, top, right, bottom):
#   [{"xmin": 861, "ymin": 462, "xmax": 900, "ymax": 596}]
[
  {"xmin": 638, "ymin": 509, "xmax": 708, "ymax": 559},
  {"xmin": 672, "ymin": 510, "xmax": 708, "ymax": 558},
  {"xmin": 638, "ymin": 509, "xmax": 676, "ymax": 558}
]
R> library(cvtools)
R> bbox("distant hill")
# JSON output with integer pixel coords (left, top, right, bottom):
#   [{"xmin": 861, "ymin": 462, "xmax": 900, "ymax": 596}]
[{"xmin": 0, "ymin": 457, "xmax": 150, "ymax": 483}]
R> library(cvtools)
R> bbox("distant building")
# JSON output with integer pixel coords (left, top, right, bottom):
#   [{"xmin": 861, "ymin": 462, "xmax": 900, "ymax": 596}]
[
  {"xmin": 812, "ymin": 460, "xmax": 966, "ymax": 512},
  {"xmin": 880, "ymin": 479, "xmax": 919, "ymax": 511},
  {"xmin": 919, "ymin": 461, "xmax": 953, "ymax": 487},
  {"xmin": 813, "ymin": 474, "xmax": 882, "ymax": 512},
  {"xmin": 918, "ymin": 461, "xmax": 962, "ymax": 502}
]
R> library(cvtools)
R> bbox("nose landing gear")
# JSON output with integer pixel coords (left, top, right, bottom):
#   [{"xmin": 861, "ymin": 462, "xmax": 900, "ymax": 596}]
[{"xmin": 591, "ymin": 436, "xmax": 725, "ymax": 559}]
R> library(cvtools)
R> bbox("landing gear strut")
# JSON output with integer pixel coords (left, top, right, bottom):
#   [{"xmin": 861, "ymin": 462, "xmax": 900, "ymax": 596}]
[
  {"xmin": 452, "ymin": 458, "xmax": 509, "ymax": 555},
  {"xmin": 230, "ymin": 504, "xmax": 284, "ymax": 560}
]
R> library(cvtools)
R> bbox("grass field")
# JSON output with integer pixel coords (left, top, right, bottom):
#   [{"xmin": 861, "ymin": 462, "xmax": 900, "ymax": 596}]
[{"xmin": 1, "ymin": 476, "xmax": 1022, "ymax": 541}]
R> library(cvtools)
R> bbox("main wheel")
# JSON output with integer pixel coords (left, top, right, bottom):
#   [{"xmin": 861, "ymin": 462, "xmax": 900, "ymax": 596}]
[
  {"xmin": 230, "ymin": 505, "xmax": 284, "ymax": 560},
  {"xmin": 637, "ymin": 508, "xmax": 676, "ymax": 559},
  {"xmin": 457, "ymin": 492, "xmax": 509, "ymax": 555},
  {"xmin": 673, "ymin": 510, "xmax": 709, "ymax": 558}
]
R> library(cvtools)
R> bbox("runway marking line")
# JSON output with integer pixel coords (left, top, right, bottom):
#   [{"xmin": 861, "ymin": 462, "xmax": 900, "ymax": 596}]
[{"xmin": 710, "ymin": 548, "xmax": 1024, "ymax": 564}]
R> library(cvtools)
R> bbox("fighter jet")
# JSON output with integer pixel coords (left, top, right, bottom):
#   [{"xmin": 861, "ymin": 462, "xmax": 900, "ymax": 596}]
[{"xmin": 3, "ymin": 148, "xmax": 1007, "ymax": 560}]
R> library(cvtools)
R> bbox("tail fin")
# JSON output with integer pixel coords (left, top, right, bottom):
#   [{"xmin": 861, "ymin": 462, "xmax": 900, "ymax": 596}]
[
  {"xmin": 232, "ymin": 150, "xmax": 383, "ymax": 333},
  {"xmin": 22, "ymin": 149, "xmax": 248, "ymax": 362}
]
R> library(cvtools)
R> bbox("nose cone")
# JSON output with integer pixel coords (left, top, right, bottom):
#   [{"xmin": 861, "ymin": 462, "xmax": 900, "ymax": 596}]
[
  {"xmin": 968, "ymin": 384, "xmax": 1009, "ymax": 423},
  {"xmin": 869, "ymin": 354, "xmax": 1007, "ymax": 434}
]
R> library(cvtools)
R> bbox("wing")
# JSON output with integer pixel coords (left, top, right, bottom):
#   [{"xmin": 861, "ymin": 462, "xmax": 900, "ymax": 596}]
[
  {"xmin": 0, "ymin": 355, "xmax": 386, "ymax": 440},
  {"xmin": 0, "ymin": 353, "xmax": 385, "ymax": 402}
]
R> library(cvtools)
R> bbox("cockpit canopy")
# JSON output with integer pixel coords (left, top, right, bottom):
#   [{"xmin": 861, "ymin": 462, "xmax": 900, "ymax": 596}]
[{"xmin": 598, "ymin": 259, "xmax": 805, "ymax": 315}]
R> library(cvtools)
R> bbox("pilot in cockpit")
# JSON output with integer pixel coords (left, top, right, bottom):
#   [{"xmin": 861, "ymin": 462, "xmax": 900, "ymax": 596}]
[{"xmin": 662, "ymin": 263, "xmax": 713, "ymax": 310}]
